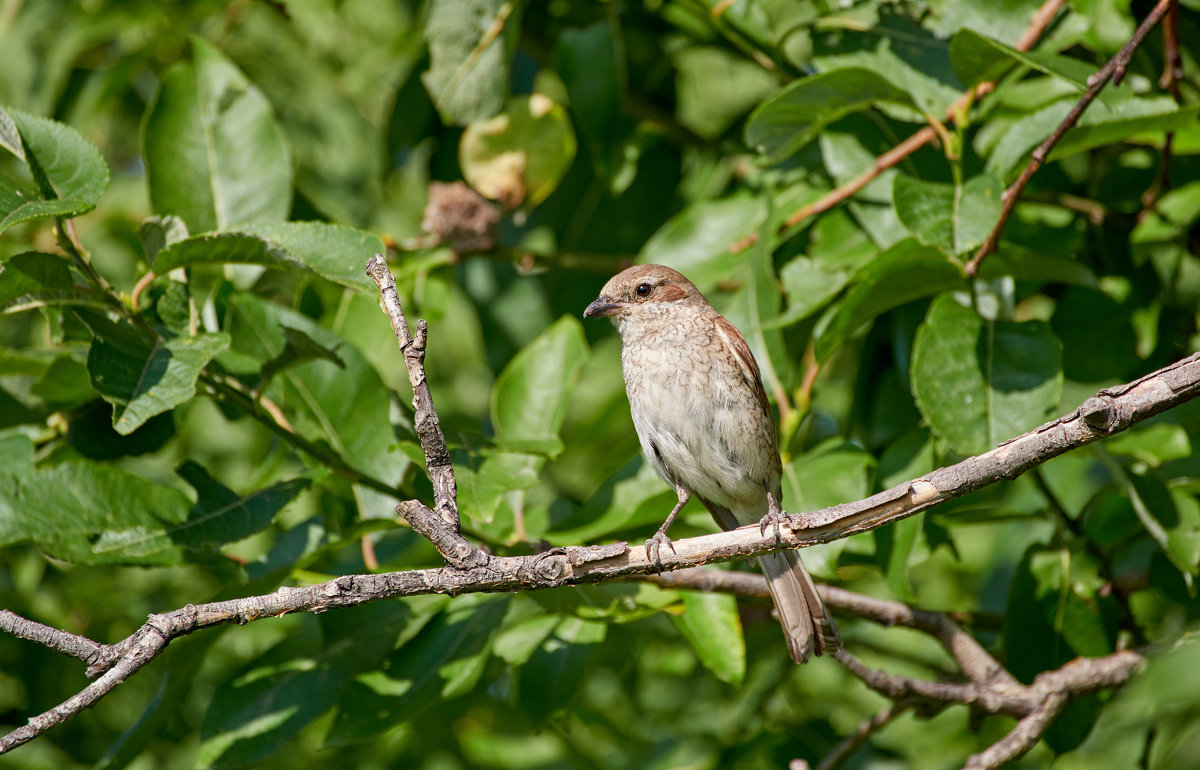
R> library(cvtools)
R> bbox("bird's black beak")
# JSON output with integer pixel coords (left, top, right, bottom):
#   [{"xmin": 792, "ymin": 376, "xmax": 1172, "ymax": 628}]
[{"xmin": 584, "ymin": 296, "xmax": 621, "ymax": 318}]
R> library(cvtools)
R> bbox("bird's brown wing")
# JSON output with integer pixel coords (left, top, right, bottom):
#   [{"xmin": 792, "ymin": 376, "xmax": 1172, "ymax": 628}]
[{"xmin": 710, "ymin": 313, "xmax": 782, "ymax": 486}]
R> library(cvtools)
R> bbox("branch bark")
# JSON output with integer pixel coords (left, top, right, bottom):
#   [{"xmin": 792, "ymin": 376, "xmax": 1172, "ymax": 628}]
[{"xmin": 639, "ymin": 567, "xmax": 1145, "ymax": 770}]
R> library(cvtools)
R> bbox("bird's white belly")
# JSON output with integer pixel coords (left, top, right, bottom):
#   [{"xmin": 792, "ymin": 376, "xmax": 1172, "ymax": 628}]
[{"xmin": 628, "ymin": 366, "xmax": 766, "ymax": 515}]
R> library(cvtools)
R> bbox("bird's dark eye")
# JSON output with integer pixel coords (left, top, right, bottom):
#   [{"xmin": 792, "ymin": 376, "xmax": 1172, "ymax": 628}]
[{"xmin": 635, "ymin": 283, "xmax": 652, "ymax": 297}]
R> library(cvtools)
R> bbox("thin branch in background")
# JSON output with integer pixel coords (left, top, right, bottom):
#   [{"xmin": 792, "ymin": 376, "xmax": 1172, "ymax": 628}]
[
  {"xmin": 129, "ymin": 270, "xmax": 156, "ymax": 309},
  {"xmin": 966, "ymin": 0, "xmax": 1177, "ymax": 275},
  {"xmin": 641, "ymin": 560, "xmax": 1146, "ymax": 767},
  {"xmin": 815, "ymin": 701, "xmax": 913, "ymax": 770},
  {"xmin": 1139, "ymin": 2, "xmax": 1183, "ymax": 220},
  {"xmin": 731, "ymin": 0, "xmax": 1066, "ymax": 254}
]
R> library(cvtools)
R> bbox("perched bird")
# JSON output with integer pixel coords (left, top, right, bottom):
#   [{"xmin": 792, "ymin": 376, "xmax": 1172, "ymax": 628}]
[{"xmin": 584, "ymin": 264, "xmax": 840, "ymax": 663}]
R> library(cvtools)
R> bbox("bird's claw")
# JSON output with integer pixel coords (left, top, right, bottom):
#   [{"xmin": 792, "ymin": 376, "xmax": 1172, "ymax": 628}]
[
  {"xmin": 645, "ymin": 530, "xmax": 676, "ymax": 572},
  {"xmin": 758, "ymin": 508, "xmax": 788, "ymax": 545}
]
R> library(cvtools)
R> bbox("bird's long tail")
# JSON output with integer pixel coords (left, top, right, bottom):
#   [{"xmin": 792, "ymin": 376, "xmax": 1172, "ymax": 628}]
[{"xmin": 758, "ymin": 549, "xmax": 841, "ymax": 664}]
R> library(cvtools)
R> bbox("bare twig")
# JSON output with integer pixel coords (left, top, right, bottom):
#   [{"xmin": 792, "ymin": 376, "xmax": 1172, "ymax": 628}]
[
  {"xmin": 966, "ymin": 0, "xmax": 1177, "ymax": 275},
  {"xmin": 365, "ymin": 255, "xmax": 486, "ymax": 570},
  {"xmin": 0, "ymin": 610, "xmax": 106, "ymax": 667},
  {"xmin": 733, "ymin": 0, "xmax": 1065, "ymax": 253},
  {"xmin": 1139, "ymin": 2, "xmax": 1183, "ymax": 219}
]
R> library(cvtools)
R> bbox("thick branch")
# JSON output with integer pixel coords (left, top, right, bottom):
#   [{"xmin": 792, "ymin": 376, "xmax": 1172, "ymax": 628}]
[{"xmin": 966, "ymin": 0, "xmax": 1177, "ymax": 275}]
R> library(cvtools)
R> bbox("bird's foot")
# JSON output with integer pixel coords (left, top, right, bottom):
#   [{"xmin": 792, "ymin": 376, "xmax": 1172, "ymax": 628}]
[
  {"xmin": 758, "ymin": 507, "xmax": 788, "ymax": 545},
  {"xmin": 645, "ymin": 529, "xmax": 677, "ymax": 572}
]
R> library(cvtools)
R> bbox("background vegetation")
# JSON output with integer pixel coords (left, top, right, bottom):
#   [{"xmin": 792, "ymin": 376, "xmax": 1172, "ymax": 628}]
[{"xmin": 2, "ymin": 0, "xmax": 1199, "ymax": 767}]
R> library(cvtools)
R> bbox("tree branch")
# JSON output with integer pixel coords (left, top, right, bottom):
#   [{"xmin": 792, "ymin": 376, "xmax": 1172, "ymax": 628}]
[
  {"xmin": 365, "ymin": 255, "xmax": 485, "ymax": 569},
  {"xmin": 815, "ymin": 701, "xmax": 913, "ymax": 770},
  {"xmin": 965, "ymin": 0, "xmax": 1177, "ymax": 275},
  {"xmin": 4, "ymin": 266, "xmax": 1196, "ymax": 755},
  {"xmin": 641, "ymin": 567, "xmax": 1144, "ymax": 769}
]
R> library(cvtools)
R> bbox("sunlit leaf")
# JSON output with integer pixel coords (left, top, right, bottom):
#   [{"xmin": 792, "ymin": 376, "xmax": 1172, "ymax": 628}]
[
  {"xmin": 143, "ymin": 37, "xmax": 291, "ymax": 232},
  {"xmin": 911, "ymin": 294, "xmax": 1062, "ymax": 456}
]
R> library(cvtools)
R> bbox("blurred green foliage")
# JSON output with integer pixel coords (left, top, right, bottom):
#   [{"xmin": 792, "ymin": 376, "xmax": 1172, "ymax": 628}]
[{"xmin": 2, "ymin": 0, "xmax": 1200, "ymax": 768}]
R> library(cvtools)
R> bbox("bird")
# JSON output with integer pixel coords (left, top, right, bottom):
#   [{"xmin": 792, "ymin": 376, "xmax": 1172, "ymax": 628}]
[{"xmin": 583, "ymin": 264, "xmax": 840, "ymax": 663}]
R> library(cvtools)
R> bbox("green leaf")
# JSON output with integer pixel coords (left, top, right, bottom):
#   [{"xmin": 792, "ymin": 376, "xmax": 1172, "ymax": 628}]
[
  {"xmin": 881, "ymin": 514, "xmax": 922, "ymax": 602},
  {"xmin": 819, "ymin": 122, "xmax": 910, "ymax": 248},
  {"xmin": 143, "ymin": 37, "xmax": 291, "ymax": 233},
  {"xmin": 745, "ymin": 68, "xmax": 918, "ymax": 164},
  {"xmin": 670, "ymin": 590, "xmax": 745, "ymax": 685},
  {"xmin": 545, "ymin": 468, "xmax": 680, "ymax": 546},
  {"xmin": 771, "ymin": 256, "xmax": 849, "ymax": 328},
  {"xmin": 4, "ymin": 107, "xmax": 109, "ymax": 207},
  {"xmin": 460, "ymin": 94, "xmax": 576, "ymax": 208},
  {"xmin": 0, "ymin": 462, "xmax": 193, "ymax": 565},
  {"xmin": 458, "ymin": 451, "xmax": 541, "ymax": 526},
  {"xmin": 0, "ymin": 106, "xmax": 22, "ymax": 160},
  {"xmin": 201, "ymin": 602, "xmax": 430, "ymax": 767},
  {"xmin": 492, "ymin": 612, "xmax": 561, "ymax": 666},
  {"xmin": 1005, "ymin": 544, "xmax": 1118, "ymax": 686},
  {"xmin": 638, "ymin": 190, "xmax": 768, "ymax": 292},
  {"xmin": 173, "ymin": 462, "xmax": 310, "ymax": 552},
  {"xmin": 257, "ymin": 327, "xmax": 346, "ymax": 392},
  {"xmin": 0, "ymin": 434, "xmax": 34, "ymax": 477},
  {"xmin": 0, "ymin": 176, "xmax": 92, "ymax": 235},
  {"xmin": 814, "ymin": 238, "xmax": 964, "ymax": 362},
  {"xmin": 893, "ymin": 173, "xmax": 1003, "ymax": 256},
  {"xmin": 911, "ymin": 294, "xmax": 1062, "ymax": 456},
  {"xmin": 80, "ymin": 313, "xmax": 229, "ymax": 435},
  {"xmin": 0, "ymin": 252, "xmax": 103, "ymax": 313},
  {"xmin": 515, "ymin": 616, "xmax": 606, "ymax": 724},
  {"xmin": 1105, "ymin": 424, "xmax": 1191, "ymax": 468},
  {"xmin": 137, "ymin": 214, "xmax": 190, "ymax": 263},
  {"xmin": 328, "ymin": 595, "xmax": 509, "ymax": 744},
  {"xmin": 977, "ymin": 245, "xmax": 1099, "ymax": 288},
  {"xmin": 240, "ymin": 222, "xmax": 383, "ymax": 291},
  {"xmin": 204, "ymin": 647, "xmax": 348, "ymax": 767},
  {"xmin": 673, "ymin": 46, "xmax": 776, "ymax": 140},
  {"xmin": 421, "ymin": 0, "xmax": 518, "ymax": 126},
  {"xmin": 225, "ymin": 294, "xmax": 406, "ymax": 517},
  {"xmin": 152, "ymin": 223, "xmax": 382, "ymax": 292},
  {"xmin": 554, "ymin": 21, "xmax": 622, "ymax": 142},
  {"xmin": 490, "ymin": 315, "xmax": 589, "ymax": 456},
  {"xmin": 949, "ymin": 29, "xmax": 1119, "ymax": 99},
  {"xmin": 987, "ymin": 97, "xmax": 1199, "ymax": 180},
  {"xmin": 1050, "ymin": 286, "xmax": 1139, "ymax": 383},
  {"xmin": 1056, "ymin": 641, "xmax": 1200, "ymax": 769},
  {"xmin": 1050, "ymin": 101, "xmax": 1200, "ymax": 162},
  {"xmin": 30, "ymin": 354, "xmax": 94, "ymax": 409}
]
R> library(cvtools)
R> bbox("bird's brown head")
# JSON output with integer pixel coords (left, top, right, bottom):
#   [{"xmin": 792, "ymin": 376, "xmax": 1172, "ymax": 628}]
[{"xmin": 583, "ymin": 264, "xmax": 706, "ymax": 323}]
